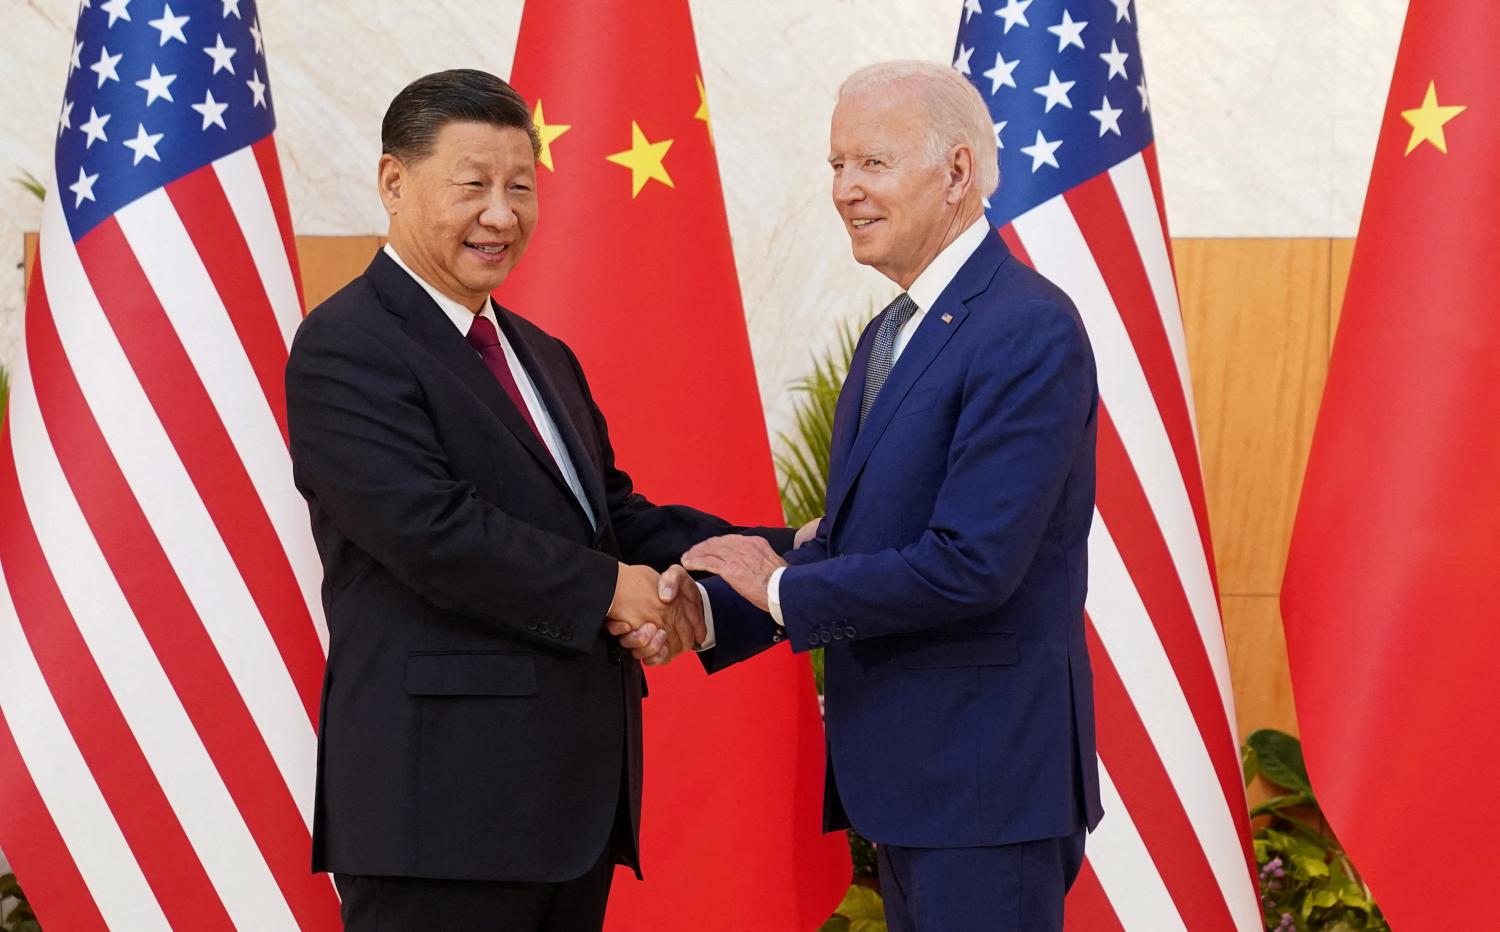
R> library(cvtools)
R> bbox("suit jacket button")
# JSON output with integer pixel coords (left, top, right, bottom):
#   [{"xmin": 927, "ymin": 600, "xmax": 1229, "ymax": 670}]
[
  {"xmin": 819, "ymin": 631, "xmax": 832, "ymax": 644},
  {"xmin": 608, "ymin": 647, "xmax": 623, "ymax": 664},
  {"xmin": 844, "ymin": 626, "xmax": 857, "ymax": 638},
  {"xmin": 771, "ymin": 629, "xmax": 784, "ymax": 643}
]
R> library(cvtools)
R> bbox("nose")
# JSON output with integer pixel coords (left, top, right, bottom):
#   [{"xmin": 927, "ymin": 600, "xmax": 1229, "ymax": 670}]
[
  {"xmin": 478, "ymin": 189, "xmax": 519, "ymax": 232},
  {"xmin": 832, "ymin": 172, "xmax": 864, "ymax": 208}
]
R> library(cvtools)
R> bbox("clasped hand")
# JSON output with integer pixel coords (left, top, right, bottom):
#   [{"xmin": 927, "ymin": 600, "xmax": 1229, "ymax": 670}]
[
  {"xmin": 604, "ymin": 531, "xmax": 799, "ymax": 666},
  {"xmin": 604, "ymin": 564, "xmax": 703, "ymax": 667},
  {"xmin": 681, "ymin": 535, "xmax": 788, "ymax": 612}
]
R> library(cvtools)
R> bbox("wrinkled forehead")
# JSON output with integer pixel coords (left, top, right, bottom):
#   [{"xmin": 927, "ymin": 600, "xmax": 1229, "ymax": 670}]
[
  {"xmin": 829, "ymin": 87, "xmax": 926, "ymax": 158},
  {"xmin": 424, "ymin": 121, "xmax": 535, "ymax": 171}
]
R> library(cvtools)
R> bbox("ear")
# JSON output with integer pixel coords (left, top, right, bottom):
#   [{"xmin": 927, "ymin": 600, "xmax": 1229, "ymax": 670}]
[
  {"xmin": 946, "ymin": 144, "xmax": 975, "ymax": 205},
  {"xmin": 377, "ymin": 153, "xmax": 405, "ymax": 216}
]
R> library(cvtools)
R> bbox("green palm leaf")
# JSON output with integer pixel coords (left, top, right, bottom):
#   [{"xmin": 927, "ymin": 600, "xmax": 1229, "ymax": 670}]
[{"xmin": 774, "ymin": 321, "xmax": 858, "ymax": 529}]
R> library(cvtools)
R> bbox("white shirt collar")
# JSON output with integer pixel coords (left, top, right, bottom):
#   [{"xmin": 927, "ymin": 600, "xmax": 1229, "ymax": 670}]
[
  {"xmin": 383, "ymin": 243, "xmax": 496, "ymax": 336},
  {"xmin": 904, "ymin": 216, "xmax": 991, "ymax": 313}
]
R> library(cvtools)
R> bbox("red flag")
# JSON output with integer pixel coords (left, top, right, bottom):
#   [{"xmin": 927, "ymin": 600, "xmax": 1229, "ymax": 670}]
[
  {"xmin": 504, "ymin": 2, "xmax": 850, "ymax": 928},
  {"xmin": 1281, "ymin": 2, "xmax": 1500, "ymax": 927}
]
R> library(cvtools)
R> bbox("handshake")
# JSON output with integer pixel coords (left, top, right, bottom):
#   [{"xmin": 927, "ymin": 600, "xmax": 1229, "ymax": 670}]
[
  {"xmin": 602, "ymin": 563, "xmax": 704, "ymax": 667},
  {"xmin": 601, "ymin": 520, "xmax": 817, "ymax": 666}
]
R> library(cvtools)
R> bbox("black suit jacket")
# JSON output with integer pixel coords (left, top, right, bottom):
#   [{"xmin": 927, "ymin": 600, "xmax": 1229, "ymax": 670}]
[{"xmin": 286, "ymin": 250, "xmax": 791, "ymax": 882}]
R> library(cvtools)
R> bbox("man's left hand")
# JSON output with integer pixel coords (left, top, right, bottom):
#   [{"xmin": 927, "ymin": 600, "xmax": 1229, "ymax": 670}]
[{"xmin": 681, "ymin": 535, "xmax": 787, "ymax": 612}]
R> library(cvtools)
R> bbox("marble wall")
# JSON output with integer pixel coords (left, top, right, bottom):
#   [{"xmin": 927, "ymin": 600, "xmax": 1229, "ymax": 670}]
[{"xmin": 0, "ymin": 0, "xmax": 1407, "ymax": 441}]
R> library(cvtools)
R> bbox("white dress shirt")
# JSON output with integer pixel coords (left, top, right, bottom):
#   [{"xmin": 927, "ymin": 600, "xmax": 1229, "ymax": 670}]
[{"xmin": 383, "ymin": 244, "xmax": 597, "ymax": 530}]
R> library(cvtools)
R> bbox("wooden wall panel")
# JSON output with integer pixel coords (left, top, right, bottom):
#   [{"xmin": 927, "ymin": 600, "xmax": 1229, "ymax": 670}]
[
  {"xmin": 1330, "ymin": 238, "xmax": 1356, "ymax": 341},
  {"xmin": 1175, "ymin": 238, "xmax": 1332, "ymax": 597},
  {"xmin": 295, "ymin": 236, "xmax": 384, "ymax": 310},
  {"xmin": 1222, "ymin": 595, "xmax": 1301, "ymax": 740}
]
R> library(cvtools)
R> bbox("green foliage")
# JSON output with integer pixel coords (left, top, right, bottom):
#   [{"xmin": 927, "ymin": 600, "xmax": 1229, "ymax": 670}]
[
  {"xmin": 1244, "ymin": 729, "xmax": 1388, "ymax": 932},
  {"xmin": 0, "ymin": 367, "xmax": 9, "ymax": 431},
  {"xmin": 13, "ymin": 172, "xmax": 45, "ymax": 202},
  {"xmin": 847, "ymin": 829, "xmax": 877, "ymax": 880},
  {"xmin": 818, "ymin": 885, "xmax": 887, "ymax": 932},
  {"xmin": 774, "ymin": 321, "xmax": 857, "ymax": 530},
  {"xmin": 0, "ymin": 874, "xmax": 40, "ymax": 932}
]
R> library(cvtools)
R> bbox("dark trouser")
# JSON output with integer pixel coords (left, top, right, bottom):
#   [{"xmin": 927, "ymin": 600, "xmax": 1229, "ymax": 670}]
[
  {"xmin": 876, "ymin": 831, "xmax": 1087, "ymax": 932},
  {"xmin": 334, "ymin": 849, "xmax": 614, "ymax": 932}
]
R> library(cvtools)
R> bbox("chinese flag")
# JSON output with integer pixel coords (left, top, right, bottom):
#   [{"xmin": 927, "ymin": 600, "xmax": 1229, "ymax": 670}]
[
  {"xmin": 1281, "ymin": 1, "xmax": 1500, "ymax": 927},
  {"xmin": 503, "ymin": 1, "xmax": 850, "ymax": 928}
]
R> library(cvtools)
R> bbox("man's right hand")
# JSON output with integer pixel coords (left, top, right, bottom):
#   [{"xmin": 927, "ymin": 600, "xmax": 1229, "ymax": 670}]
[{"xmin": 605, "ymin": 564, "xmax": 704, "ymax": 665}]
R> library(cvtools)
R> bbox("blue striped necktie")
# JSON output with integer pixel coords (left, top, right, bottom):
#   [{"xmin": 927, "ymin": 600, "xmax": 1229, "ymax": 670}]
[{"xmin": 860, "ymin": 293, "xmax": 920, "ymax": 429}]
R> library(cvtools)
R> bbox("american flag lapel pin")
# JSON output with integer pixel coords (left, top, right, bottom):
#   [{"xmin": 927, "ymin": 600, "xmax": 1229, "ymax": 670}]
[{"xmin": 941, "ymin": 312, "xmax": 954, "ymax": 324}]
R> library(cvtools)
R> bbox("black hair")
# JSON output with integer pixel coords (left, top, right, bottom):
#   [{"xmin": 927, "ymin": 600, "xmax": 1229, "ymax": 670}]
[{"xmin": 381, "ymin": 69, "xmax": 541, "ymax": 162}]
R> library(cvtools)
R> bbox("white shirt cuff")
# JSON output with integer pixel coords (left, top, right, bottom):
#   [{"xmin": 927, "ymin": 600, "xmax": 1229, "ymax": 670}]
[
  {"xmin": 768, "ymin": 566, "xmax": 787, "ymax": 627},
  {"xmin": 694, "ymin": 582, "xmax": 716, "ymax": 651}
]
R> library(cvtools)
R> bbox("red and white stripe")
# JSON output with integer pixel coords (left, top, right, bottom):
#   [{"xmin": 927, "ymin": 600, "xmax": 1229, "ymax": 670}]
[
  {"xmin": 0, "ymin": 141, "xmax": 341, "ymax": 930},
  {"xmin": 1004, "ymin": 146, "xmax": 1260, "ymax": 931}
]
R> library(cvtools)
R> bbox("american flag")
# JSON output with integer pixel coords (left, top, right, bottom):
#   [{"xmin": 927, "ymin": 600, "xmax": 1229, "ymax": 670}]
[
  {"xmin": 954, "ymin": 1, "xmax": 1260, "ymax": 928},
  {"xmin": 0, "ymin": 1, "xmax": 340, "ymax": 928}
]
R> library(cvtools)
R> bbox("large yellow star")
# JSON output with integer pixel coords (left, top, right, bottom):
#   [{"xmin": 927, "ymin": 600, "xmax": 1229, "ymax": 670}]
[
  {"xmin": 695, "ymin": 74, "xmax": 713, "ymax": 146},
  {"xmin": 532, "ymin": 101, "xmax": 571, "ymax": 171},
  {"xmin": 1401, "ymin": 81, "xmax": 1466, "ymax": 155},
  {"xmin": 605, "ymin": 121, "xmax": 674, "ymax": 197}
]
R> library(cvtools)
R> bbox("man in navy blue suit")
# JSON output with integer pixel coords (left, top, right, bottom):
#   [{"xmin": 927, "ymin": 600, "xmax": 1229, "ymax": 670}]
[{"xmin": 620, "ymin": 60, "xmax": 1103, "ymax": 931}]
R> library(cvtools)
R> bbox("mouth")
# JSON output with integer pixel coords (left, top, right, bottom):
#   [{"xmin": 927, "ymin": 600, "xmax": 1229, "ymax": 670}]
[
  {"xmin": 849, "ymin": 218, "xmax": 882, "ymax": 231},
  {"xmin": 465, "ymin": 241, "xmax": 511, "ymax": 262}
]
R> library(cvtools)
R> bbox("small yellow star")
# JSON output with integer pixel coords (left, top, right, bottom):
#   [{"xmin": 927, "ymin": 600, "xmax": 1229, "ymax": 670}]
[
  {"xmin": 695, "ymin": 74, "xmax": 713, "ymax": 146},
  {"xmin": 1401, "ymin": 81, "xmax": 1466, "ymax": 155},
  {"xmin": 532, "ymin": 101, "xmax": 571, "ymax": 171},
  {"xmin": 605, "ymin": 121, "xmax": 674, "ymax": 197}
]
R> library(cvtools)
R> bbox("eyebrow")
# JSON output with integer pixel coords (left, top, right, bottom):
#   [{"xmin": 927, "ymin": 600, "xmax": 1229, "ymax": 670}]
[{"xmin": 828, "ymin": 150, "xmax": 887, "ymax": 164}]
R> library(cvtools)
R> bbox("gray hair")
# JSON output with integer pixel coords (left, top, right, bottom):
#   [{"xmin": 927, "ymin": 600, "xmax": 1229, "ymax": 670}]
[{"xmin": 838, "ymin": 60, "xmax": 999, "ymax": 197}]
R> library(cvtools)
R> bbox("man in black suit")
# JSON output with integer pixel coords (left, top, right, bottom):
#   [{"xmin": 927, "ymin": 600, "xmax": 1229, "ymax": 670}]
[{"xmin": 285, "ymin": 69, "xmax": 791, "ymax": 932}]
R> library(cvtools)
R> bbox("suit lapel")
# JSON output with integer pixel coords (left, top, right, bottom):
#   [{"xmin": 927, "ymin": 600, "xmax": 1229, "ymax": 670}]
[
  {"xmin": 496, "ymin": 308, "xmax": 609, "ymax": 533},
  {"xmin": 825, "ymin": 234, "xmax": 1011, "ymax": 530},
  {"xmin": 823, "ymin": 321, "xmax": 875, "ymax": 524},
  {"xmin": 365, "ymin": 252, "xmax": 579, "ymax": 508}
]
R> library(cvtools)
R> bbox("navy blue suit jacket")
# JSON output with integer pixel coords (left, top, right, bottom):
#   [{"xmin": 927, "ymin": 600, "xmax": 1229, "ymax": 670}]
[{"xmin": 704, "ymin": 234, "xmax": 1104, "ymax": 848}]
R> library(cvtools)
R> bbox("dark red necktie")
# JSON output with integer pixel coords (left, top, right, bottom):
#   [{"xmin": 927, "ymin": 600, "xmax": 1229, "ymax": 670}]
[{"xmin": 466, "ymin": 314, "xmax": 545, "ymax": 447}]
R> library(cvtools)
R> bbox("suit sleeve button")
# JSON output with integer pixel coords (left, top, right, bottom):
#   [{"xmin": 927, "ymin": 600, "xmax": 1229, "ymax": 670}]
[
  {"xmin": 526, "ymin": 621, "xmax": 539, "ymax": 631},
  {"xmin": 807, "ymin": 635, "xmax": 819, "ymax": 647},
  {"xmin": 831, "ymin": 629, "xmax": 844, "ymax": 641},
  {"xmin": 819, "ymin": 631, "xmax": 832, "ymax": 644},
  {"xmin": 844, "ymin": 626, "xmax": 857, "ymax": 638}
]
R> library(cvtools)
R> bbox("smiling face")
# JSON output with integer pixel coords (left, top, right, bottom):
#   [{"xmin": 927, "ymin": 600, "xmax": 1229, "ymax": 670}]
[
  {"xmin": 379, "ymin": 120, "xmax": 538, "ymax": 310},
  {"xmin": 829, "ymin": 87, "xmax": 965, "ymax": 290}
]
